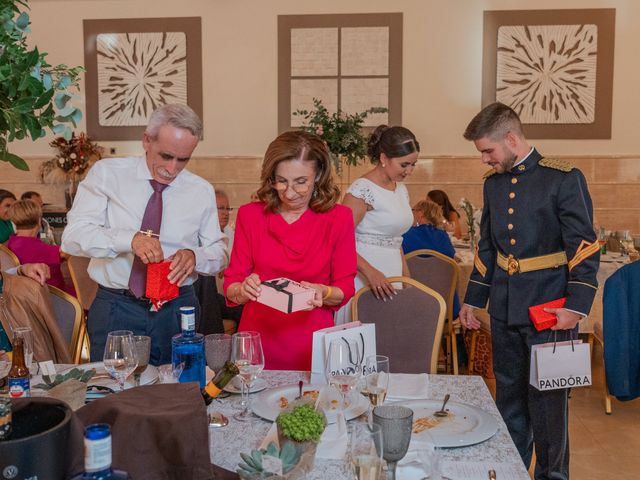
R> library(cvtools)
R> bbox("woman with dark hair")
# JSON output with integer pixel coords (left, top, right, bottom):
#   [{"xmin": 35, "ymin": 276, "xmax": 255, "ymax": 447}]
[
  {"xmin": 336, "ymin": 125, "xmax": 419, "ymax": 322},
  {"xmin": 427, "ymin": 189, "xmax": 462, "ymax": 239},
  {"xmin": 224, "ymin": 130, "xmax": 357, "ymax": 370},
  {"xmin": 0, "ymin": 189, "xmax": 16, "ymax": 243}
]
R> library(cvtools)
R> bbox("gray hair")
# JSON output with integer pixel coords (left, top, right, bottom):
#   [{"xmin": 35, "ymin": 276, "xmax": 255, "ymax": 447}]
[
  {"xmin": 146, "ymin": 104, "xmax": 203, "ymax": 139},
  {"xmin": 215, "ymin": 189, "xmax": 228, "ymax": 199}
]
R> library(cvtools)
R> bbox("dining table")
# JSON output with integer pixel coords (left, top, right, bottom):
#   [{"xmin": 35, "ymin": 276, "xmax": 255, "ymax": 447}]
[{"xmin": 208, "ymin": 370, "xmax": 530, "ymax": 479}]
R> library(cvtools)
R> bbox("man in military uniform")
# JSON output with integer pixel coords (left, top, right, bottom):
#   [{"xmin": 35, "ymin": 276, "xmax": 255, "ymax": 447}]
[{"xmin": 459, "ymin": 102, "xmax": 599, "ymax": 480}]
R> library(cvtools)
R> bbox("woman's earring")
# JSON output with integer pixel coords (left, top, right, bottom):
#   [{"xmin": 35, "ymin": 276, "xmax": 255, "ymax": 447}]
[
  {"xmin": 381, "ymin": 163, "xmax": 387, "ymax": 168},
  {"xmin": 312, "ymin": 187, "xmax": 318, "ymax": 198}
]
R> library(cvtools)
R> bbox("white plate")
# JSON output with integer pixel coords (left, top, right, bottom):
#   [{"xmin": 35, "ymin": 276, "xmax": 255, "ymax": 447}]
[
  {"xmin": 395, "ymin": 399, "xmax": 498, "ymax": 448},
  {"xmin": 252, "ymin": 384, "xmax": 369, "ymax": 424},
  {"xmin": 223, "ymin": 378, "xmax": 268, "ymax": 394},
  {"xmin": 52, "ymin": 362, "xmax": 159, "ymax": 390}
]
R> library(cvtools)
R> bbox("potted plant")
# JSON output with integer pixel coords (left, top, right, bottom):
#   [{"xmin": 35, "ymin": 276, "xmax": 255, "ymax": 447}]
[
  {"xmin": 0, "ymin": 0, "xmax": 84, "ymax": 171},
  {"xmin": 293, "ymin": 98, "xmax": 387, "ymax": 173}
]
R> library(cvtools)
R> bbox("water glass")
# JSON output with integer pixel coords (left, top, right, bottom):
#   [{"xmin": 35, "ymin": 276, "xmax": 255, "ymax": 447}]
[
  {"xmin": 11, "ymin": 326, "xmax": 34, "ymax": 374},
  {"xmin": 350, "ymin": 423, "xmax": 384, "ymax": 480},
  {"xmin": 231, "ymin": 331, "xmax": 264, "ymax": 422},
  {"xmin": 372, "ymin": 405, "xmax": 414, "ymax": 480},
  {"xmin": 205, "ymin": 334, "xmax": 232, "ymax": 373},
  {"xmin": 418, "ymin": 431, "xmax": 451, "ymax": 480},
  {"xmin": 132, "ymin": 335, "xmax": 151, "ymax": 387},
  {"xmin": 158, "ymin": 362, "xmax": 184, "ymax": 384},
  {"xmin": 103, "ymin": 330, "xmax": 138, "ymax": 392}
]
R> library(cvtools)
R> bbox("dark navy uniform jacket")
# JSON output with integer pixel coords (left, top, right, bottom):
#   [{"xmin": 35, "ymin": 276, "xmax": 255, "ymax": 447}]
[{"xmin": 464, "ymin": 148, "xmax": 599, "ymax": 326}]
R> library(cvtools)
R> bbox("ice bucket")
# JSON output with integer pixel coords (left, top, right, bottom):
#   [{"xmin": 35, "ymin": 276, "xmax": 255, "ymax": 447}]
[{"xmin": 0, "ymin": 398, "xmax": 73, "ymax": 480}]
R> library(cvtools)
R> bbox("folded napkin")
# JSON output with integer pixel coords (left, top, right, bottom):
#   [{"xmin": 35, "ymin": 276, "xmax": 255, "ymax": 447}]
[
  {"xmin": 259, "ymin": 413, "xmax": 348, "ymax": 460},
  {"xmin": 386, "ymin": 373, "xmax": 430, "ymax": 401}
]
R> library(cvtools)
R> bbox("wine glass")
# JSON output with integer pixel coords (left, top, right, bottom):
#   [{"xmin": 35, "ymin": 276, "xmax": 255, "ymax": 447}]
[
  {"xmin": 363, "ymin": 355, "xmax": 390, "ymax": 408},
  {"xmin": 11, "ymin": 327, "xmax": 34, "ymax": 375},
  {"xmin": 231, "ymin": 331, "xmax": 264, "ymax": 422},
  {"xmin": 325, "ymin": 338, "xmax": 362, "ymax": 411},
  {"xmin": 620, "ymin": 230, "xmax": 635, "ymax": 255},
  {"xmin": 103, "ymin": 330, "xmax": 138, "ymax": 392},
  {"xmin": 132, "ymin": 335, "xmax": 151, "ymax": 387},
  {"xmin": 350, "ymin": 423, "xmax": 384, "ymax": 480},
  {"xmin": 372, "ymin": 405, "xmax": 414, "ymax": 480},
  {"xmin": 418, "ymin": 430, "xmax": 451, "ymax": 480}
]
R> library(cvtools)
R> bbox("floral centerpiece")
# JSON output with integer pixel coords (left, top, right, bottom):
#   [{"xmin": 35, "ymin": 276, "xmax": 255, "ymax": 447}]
[
  {"xmin": 459, "ymin": 198, "xmax": 479, "ymax": 249},
  {"xmin": 40, "ymin": 132, "xmax": 103, "ymax": 207},
  {"xmin": 293, "ymin": 98, "xmax": 387, "ymax": 172}
]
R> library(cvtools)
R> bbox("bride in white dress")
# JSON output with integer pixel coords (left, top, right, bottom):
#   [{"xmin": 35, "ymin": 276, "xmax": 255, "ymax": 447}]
[{"xmin": 335, "ymin": 125, "xmax": 420, "ymax": 324}]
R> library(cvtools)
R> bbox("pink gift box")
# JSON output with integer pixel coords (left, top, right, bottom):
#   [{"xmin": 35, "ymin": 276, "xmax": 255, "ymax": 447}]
[{"xmin": 256, "ymin": 278, "xmax": 316, "ymax": 313}]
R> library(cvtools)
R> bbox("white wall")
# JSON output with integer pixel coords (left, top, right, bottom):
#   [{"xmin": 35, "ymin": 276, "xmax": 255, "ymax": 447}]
[{"xmin": 10, "ymin": 0, "xmax": 637, "ymax": 157}]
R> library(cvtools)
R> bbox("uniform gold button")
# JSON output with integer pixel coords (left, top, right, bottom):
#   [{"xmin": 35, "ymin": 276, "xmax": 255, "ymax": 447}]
[
  {"xmin": 509, "ymin": 192, "xmax": 516, "ymax": 199},
  {"xmin": 508, "ymin": 224, "xmax": 514, "ymax": 230},
  {"xmin": 518, "ymin": 165, "xmax": 525, "ymax": 171},
  {"xmin": 511, "ymin": 178, "xmax": 518, "ymax": 184},
  {"xmin": 508, "ymin": 208, "xmax": 514, "ymax": 214},
  {"xmin": 510, "ymin": 238, "xmax": 516, "ymax": 246}
]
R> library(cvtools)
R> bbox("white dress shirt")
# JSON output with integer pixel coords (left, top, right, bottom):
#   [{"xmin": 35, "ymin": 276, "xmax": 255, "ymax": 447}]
[{"xmin": 61, "ymin": 156, "xmax": 228, "ymax": 289}]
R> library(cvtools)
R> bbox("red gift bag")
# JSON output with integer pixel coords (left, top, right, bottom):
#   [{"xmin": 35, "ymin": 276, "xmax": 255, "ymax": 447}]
[
  {"xmin": 146, "ymin": 261, "xmax": 178, "ymax": 311},
  {"xmin": 528, "ymin": 297, "xmax": 566, "ymax": 331}
]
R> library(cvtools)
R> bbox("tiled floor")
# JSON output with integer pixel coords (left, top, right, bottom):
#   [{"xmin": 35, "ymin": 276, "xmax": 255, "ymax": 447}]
[{"xmin": 566, "ymin": 342, "xmax": 640, "ymax": 480}]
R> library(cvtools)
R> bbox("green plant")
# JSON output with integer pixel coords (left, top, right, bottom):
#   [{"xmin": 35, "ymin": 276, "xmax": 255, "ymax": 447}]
[
  {"xmin": 276, "ymin": 404, "xmax": 325, "ymax": 442},
  {"xmin": 32, "ymin": 367, "xmax": 96, "ymax": 390},
  {"xmin": 293, "ymin": 98, "xmax": 387, "ymax": 169},
  {"xmin": 237, "ymin": 442, "xmax": 301, "ymax": 479},
  {"xmin": 0, "ymin": 0, "xmax": 84, "ymax": 171}
]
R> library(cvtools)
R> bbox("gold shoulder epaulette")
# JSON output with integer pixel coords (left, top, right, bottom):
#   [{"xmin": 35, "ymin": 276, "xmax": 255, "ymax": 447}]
[
  {"xmin": 483, "ymin": 168, "xmax": 497, "ymax": 179},
  {"xmin": 539, "ymin": 158, "xmax": 573, "ymax": 172}
]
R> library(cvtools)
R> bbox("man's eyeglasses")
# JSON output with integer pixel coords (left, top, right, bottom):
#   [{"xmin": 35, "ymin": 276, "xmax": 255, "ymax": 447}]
[
  {"xmin": 217, "ymin": 207, "xmax": 234, "ymax": 212},
  {"xmin": 270, "ymin": 178, "xmax": 313, "ymax": 195}
]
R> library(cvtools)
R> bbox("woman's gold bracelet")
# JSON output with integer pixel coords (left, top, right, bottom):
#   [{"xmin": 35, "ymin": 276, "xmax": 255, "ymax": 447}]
[{"xmin": 322, "ymin": 286, "xmax": 333, "ymax": 301}]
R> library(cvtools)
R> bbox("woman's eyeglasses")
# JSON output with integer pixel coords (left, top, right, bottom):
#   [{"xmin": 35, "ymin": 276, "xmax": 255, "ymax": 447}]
[
  {"xmin": 217, "ymin": 207, "xmax": 234, "ymax": 212},
  {"xmin": 270, "ymin": 178, "xmax": 313, "ymax": 195}
]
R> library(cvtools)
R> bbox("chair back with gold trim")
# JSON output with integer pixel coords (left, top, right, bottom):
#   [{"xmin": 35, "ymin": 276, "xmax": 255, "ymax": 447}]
[
  {"xmin": 352, "ymin": 276, "xmax": 446, "ymax": 374},
  {"xmin": 0, "ymin": 243, "xmax": 20, "ymax": 271},
  {"xmin": 48, "ymin": 285, "xmax": 84, "ymax": 364},
  {"xmin": 67, "ymin": 255, "xmax": 98, "ymax": 311},
  {"xmin": 405, "ymin": 249, "xmax": 460, "ymax": 374}
]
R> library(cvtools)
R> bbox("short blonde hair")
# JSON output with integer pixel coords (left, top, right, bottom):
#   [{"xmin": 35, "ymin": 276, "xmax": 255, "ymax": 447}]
[
  {"xmin": 9, "ymin": 200, "xmax": 42, "ymax": 229},
  {"xmin": 413, "ymin": 199, "xmax": 445, "ymax": 226}
]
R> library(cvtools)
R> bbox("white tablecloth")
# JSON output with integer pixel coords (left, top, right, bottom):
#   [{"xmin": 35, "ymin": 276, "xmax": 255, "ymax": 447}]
[{"xmin": 209, "ymin": 371, "xmax": 530, "ymax": 479}]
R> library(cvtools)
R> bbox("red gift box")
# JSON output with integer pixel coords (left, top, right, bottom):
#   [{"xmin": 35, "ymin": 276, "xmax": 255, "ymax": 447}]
[
  {"xmin": 146, "ymin": 261, "xmax": 178, "ymax": 311},
  {"xmin": 528, "ymin": 297, "xmax": 566, "ymax": 331}
]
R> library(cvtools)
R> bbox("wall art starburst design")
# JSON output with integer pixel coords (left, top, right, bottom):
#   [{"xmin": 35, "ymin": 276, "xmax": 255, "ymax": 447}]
[
  {"xmin": 496, "ymin": 24, "xmax": 597, "ymax": 124},
  {"xmin": 96, "ymin": 32, "xmax": 187, "ymax": 127}
]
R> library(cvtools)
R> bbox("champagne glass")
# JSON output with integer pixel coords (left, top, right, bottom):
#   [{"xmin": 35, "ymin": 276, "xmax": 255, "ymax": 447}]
[
  {"xmin": 132, "ymin": 335, "xmax": 151, "ymax": 387},
  {"xmin": 231, "ymin": 331, "xmax": 264, "ymax": 422},
  {"xmin": 325, "ymin": 338, "xmax": 362, "ymax": 411},
  {"xmin": 11, "ymin": 327, "xmax": 34, "ymax": 375},
  {"xmin": 363, "ymin": 355, "xmax": 390, "ymax": 408},
  {"xmin": 372, "ymin": 405, "xmax": 414, "ymax": 480},
  {"xmin": 350, "ymin": 423, "xmax": 384, "ymax": 480},
  {"xmin": 103, "ymin": 330, "xmax": 138, "ymax": 392}
]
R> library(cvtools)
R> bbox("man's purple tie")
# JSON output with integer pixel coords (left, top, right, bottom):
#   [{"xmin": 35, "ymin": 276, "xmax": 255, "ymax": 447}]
[{"xmin": 128, "ymin": 180, "xmax": 168, "ymax": 298}]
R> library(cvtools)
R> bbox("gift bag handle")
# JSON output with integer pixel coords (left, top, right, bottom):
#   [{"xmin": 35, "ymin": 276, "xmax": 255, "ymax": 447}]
[
  {"xmin": 547, "ymin": 328, "xmax": 577, "ymax": 354},
  {"xmin": 340, "ymin": 333, "xmax": 365, "ymax": 366}
]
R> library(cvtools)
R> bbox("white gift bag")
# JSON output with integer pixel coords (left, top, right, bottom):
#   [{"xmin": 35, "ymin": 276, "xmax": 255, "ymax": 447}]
[
  {"xmin": 530, "ymin": 337, "xmax": 591, "ymax": 391},
  {"xmin": 310, "ymin": 321, "xmax": 376, "ymax": 384}
]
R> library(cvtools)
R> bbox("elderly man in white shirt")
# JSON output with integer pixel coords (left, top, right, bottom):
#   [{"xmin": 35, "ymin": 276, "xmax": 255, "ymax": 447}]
[{"xmin": 62, "ymin": 104, "xmax": 228, "ymax": 365}]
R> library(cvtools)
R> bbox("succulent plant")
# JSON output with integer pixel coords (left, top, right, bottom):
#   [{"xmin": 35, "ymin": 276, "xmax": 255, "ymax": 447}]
[
  {"xmin": 33, "ymin": 367, "xmax": 96, "ymax": 390},
  {"xmin": 276, "ymin": 404, "xmax": 325, "ymax": 442},
  {"xmin": 237, "ymin": 441, "xmax": 301, "ymax": 479}
]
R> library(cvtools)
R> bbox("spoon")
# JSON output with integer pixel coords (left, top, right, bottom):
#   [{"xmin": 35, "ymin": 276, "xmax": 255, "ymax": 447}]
[
  {"xmin": 434, "ymin": 394, "xmax": 450, "ymax": 417},
  {"xmin": 296, "ymin": 380, "xmax": 304, "ymax": 400}
]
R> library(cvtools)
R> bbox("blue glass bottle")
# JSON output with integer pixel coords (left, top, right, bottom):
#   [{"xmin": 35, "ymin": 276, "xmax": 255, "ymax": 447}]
[
  {"xmin": 72, "ymin": 424, "xmax": 130, "ymax": 479},
  {"xmin": 171, "ymin": 306, "xmax": 205, "ymax": 387}
]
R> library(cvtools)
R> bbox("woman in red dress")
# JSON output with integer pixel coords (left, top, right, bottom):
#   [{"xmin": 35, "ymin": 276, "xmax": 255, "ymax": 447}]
[{"xmin": 224, "ymin": 131, "xmax": 357, "ymax": 370}]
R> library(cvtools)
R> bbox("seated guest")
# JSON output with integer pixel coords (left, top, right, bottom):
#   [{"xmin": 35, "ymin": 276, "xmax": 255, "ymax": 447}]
[
  {"xmin": 21, "ymin": 191, "xmax": 56, "ymax": 245},
  {"xmin": 402, "ymin": 199, "xmax": 460, "ymax": 319},
  {"xmin": 224, "ymin": 130, "xmax": 357, "ymax": 370},
  {"xmin": 7, "ymin": 200, "xmax": 75, "ymax": 296},
  {"xmin": 428, "ymin": 189, "xmax": 462, "ymax": 239},
  {"xmin": 0, "ymin": 260, "xmax": 71, "ymax": 363},
  {"xmin": 0, "ymin": 189, "xmax": 16, "ymax": 243}
]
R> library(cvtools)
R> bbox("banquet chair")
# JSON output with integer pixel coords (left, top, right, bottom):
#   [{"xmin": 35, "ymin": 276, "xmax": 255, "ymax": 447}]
[
  {"xmin": 48, "ymin": 285, "xmax": 85, "ymax": 364},
  {"xmin": 67, "ymin": 255, "xmax": 98, "ymax": 311},
  {"xmin": 0, "ymin": 243, "xmax": 20, "ymax": 271},
  {"xmin": 352, "ymin": 276, "xmax": 446, "ymax": 374},
  {"xmin": 405, "ymin": 249, "xmax": 460, "ymax": 374}
]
